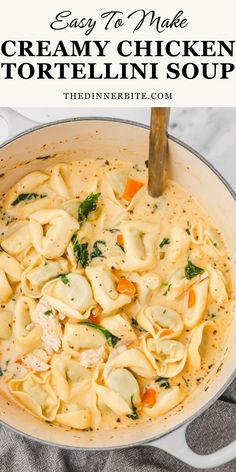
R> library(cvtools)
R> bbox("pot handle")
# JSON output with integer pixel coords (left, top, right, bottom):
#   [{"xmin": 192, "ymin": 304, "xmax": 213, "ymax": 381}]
[
  {"xmin": 0, "ymin": 107, "xmax": 39, "ymax": 138},
  {"xmin": 146, "ymin": 423, "xmax": 236, "ymax": 468}
]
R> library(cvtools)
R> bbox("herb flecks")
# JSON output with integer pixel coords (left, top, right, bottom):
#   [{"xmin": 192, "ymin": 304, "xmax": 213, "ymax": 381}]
[
  {"xmin": 163, "ymin": 283, "xmax": 172, "ymax": 296},
  {"xmin": 71, "ymin": 235, "xmax": 89, "ymax": 269},
  {"xmin": 79, "ymin": 321, "xmax": 121, "ymax": 347},
  {"xmin": 59, "ymin": 274, "xmax": 70, "ymax": 285},
  {"xmin": 90, "ymin": 240, "xmax": 106, "ymax": 259},
  {"xmin": 44, "ymin": 310, "xmax": 52, "ymax": 316},
  {"xmin": 131, "ymin": 317, "xmax": 144, "ymax": 333},
  {"xmin": 78, "ymin": 193, "xmax": 100, "ymax": 223},
  {"xmin": 155, "ymin": 377, "xmax": 170, "ymax": 389},
  {"xmin": 159, "ymin": 237, "xmax": 171, "ymax": 248},
  {"xmin": 11, "ymin": 193, "xmax": 47, "ymax": 206},
  {"xmin": 185, "ymin": 260, "xmax": 204, "ymax": 280},
  {"xmin": 185, "ymin": 228, "xmax": 191, "ymax": 235},
  {"xmin": 36, "ymin": 155, "xmax": 51, "ymax": 160},
  {"xmin": 104, "ymin": 228, "xmax": 119, "ymax": 234},
  {"xmin": 127, "ymin": 394, "xmax": 139, "ymax": 420},
  {"xmin": 116, "ymin": 242, "xmax": 125, "ymax": 253},
  {"xmin": 145, "ymin": 160, "xmax": 149, "ymax": 168}
]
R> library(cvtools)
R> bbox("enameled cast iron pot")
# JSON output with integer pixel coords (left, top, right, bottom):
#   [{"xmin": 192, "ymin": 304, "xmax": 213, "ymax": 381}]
[{"xmin": 0, "ymin": 108, "xmax": 235, "ymax": 469}]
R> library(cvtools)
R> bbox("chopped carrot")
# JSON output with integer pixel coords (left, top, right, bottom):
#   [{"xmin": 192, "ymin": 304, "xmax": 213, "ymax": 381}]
[
  {"xmin": 142, "ymin": 388, "xmax": 157, "ymax": 407},
  {"xmin": 15, "ymin": 358, "xmax": 22, "ymax": 364},
  {"xmin": 188, "ymin": 289, "xmax": 196, "ymax": 308},
  {"xmin": 159, "ymin": 328, "xmax": 173, "ymax": 338},
  {"xmin": 116, "ymin": 278, "xmax": 136, "ymax": 297},
  {"xmin": 116, "ymin": 234, "xmax": 124, "ymax": 246},
  {"xmin": 122, "ymin": 178, "xmax": 144, "ymax": 201}
]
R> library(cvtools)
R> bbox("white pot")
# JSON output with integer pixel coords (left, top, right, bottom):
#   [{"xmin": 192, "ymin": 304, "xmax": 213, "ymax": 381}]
[{"xmin": 0, "ymin": 108, "xmax": 235, "ymax": 469}]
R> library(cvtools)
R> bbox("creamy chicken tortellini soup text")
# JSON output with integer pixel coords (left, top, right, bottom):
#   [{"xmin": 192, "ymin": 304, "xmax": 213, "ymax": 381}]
[{"xmin": 0, "ymin": 158, "xmax": 232, "ymax": 431}]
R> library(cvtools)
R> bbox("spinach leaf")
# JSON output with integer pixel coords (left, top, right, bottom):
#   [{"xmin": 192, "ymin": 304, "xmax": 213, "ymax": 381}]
[
  {"xmin": 71, "ymin": 235, "xmax": 89, "ymax": 268},
  {"xmin": 127, "ymin": 394, "xmax": 139, "ymax": 420},
  {"xmin": 159, "ymin": 237, "xmax": 171, "ymax": 248},
  {"xmin": 78, "ymin": 193, "xmax": 100, "ymax": 223},
  {"xmin": 59, "ymin": 274, "xmax": 70, "ymax": 285},
  {"xmin": 90, "ymin": 240, "xmax": 106, "ymax": 259},
  {"xmin": 11, "ymin": 193, "xmax": 47, "ymax": 206},
  {"xmin": 185, "ymin": 260, "xmax": 204, "ymax": 280},
  {"xmin": 79, "ymin": 321, "xmax": 121, "ymax": 347}
]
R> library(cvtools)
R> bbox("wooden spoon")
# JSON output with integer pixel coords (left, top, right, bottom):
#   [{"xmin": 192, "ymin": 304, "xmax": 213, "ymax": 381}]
[{"xmin": 148, "ymin": 107, "xmax": 170, "ymax": 197}]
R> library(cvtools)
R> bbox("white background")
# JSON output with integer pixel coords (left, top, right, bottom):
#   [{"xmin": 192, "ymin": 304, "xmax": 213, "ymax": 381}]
[{"xmin": 0, "ymin": 107, "xmax": 235, "ymax": 191}]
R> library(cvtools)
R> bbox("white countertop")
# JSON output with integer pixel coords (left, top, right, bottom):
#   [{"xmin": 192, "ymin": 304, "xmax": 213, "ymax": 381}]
[{"xmin": 0, "ymin": 107, "xmax": 235, "ymax": 190}]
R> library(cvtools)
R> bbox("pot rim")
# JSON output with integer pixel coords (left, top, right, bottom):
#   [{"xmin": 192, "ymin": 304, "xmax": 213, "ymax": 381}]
[{"xmin": 0, "ymin": 115, "xmax": 235, "ymax": 450}]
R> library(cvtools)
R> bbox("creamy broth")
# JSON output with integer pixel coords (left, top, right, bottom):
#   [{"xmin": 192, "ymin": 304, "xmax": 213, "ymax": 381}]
[{"xmin": 0, "ymin": 158, "xmax": 233, "ymax": 432}]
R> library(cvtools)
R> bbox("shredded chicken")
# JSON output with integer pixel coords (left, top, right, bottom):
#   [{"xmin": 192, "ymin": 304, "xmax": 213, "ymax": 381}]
[
  {"xmin": 34, "ymin": 297, "xmax": 62, "ymax": 354},
  {"xmin": 79, "ymin": 346, "xmax": 105, "ymax": 368},
  {"xmin": 22, "ymin": 352, "xmax": 49, "ymax": 372}
]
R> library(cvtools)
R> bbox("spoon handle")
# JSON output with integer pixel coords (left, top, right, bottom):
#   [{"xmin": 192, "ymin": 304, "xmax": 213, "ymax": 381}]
[{"xmin": 148, "ymin": 107, "xmax": 170, "ymax": 197}]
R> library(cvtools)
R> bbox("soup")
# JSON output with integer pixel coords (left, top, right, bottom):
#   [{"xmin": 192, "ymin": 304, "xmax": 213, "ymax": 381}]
[{"xmin": 0, "ymin": 158, "xmax": 232, "ymax": 432}]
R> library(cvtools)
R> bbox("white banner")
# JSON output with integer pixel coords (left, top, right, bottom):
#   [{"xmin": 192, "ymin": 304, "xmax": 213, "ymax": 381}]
[{"xmin": 0, "ymin": 0, "xmax": 236, "ymax": 106}]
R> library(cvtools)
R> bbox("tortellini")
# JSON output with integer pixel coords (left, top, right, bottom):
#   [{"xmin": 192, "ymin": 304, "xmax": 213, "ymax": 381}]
[
  {"xmin": 137, "ymin": 305, "xmax": 183, "ymax": 339},
  {"xmin": 128, "ymin": 272, "xmax": 161, "ymax": 305},
  {"xmin": 119, "ymin": 220, "xmax": 159, "ymax": 271},
  {"xmin": 165, "ymin": 227, "xmax": 191, "ymax": 263},
  {"xmin": 29, "ymin": 209, "xmax": 79, "ymax": 259},
  {"xmin": 86, "ymin": 265, "xmax": 131, "ymax": 314},
  {"xmin": 56, "ymin": 406, "xmax": 91, "ymax": 430},
  {"xmin": 22, "ymin": 349, "xmax": 50, "ymax": 372},
  {"xmin": 0, "ymin": 159, "xmax": 230, "ymax": 432},
  {"xmin": 62, "ymin": 323, "xmax": 106, "ymax": 355},
  {"xmin": 167, "ymin": 269, "xmax": 208, "ymax": 300},
  {"xmin": 108, "ymin": 348, "xmax": 156, "ymax": 378},
  {"xmin": 0, "ymin": 251, "xmax": 22, "ymax": 282},
  {"xmin": 22, "ymin": 257, "xmax": 69, "ymax": 298},
  {"xmin": 190, "ymin": 222, "xmax": 225, "ymax": 257},
  {"xmin": 51, "ymin": 353, "xmax": 91, "ymax": 402},
  {"xmin": 42, "ymin": 273, "xmax": 94, "ymax": 319},
  {"xmin": 34, "ymin": 298, "xmax": 62, "ymax": 354},
  {"xmin": 143, "ymin": 386, "xmax": 186, "ymax": 418},
  {"xmin": 207, "ymin": 266, "xmax": 228, "ymax": 304},
  {"xmin": 49, "ymin": 164, "xmax": 71, "ymax": 199},
  {"xmin": 102, "ymin": 166, "xmax": 144, "ymax": 224},
  {"xmin": 4, "ymin": 171, "xmax": 49, "ymax": 210},
  {"xmin": 94, "ymin": 365, "xmax": 140, "ymax": 416}
]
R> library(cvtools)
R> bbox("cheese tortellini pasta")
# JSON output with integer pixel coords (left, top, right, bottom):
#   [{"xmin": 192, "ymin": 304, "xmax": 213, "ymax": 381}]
[{"xmin": 0, "ymin": 158, "xmax": 231, "ymax": 433}]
